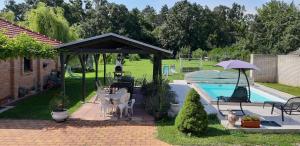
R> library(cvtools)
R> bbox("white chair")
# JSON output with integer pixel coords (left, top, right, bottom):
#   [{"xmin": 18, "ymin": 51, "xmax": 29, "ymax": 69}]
[
  {"xmin": 99, "ymin": 98, "xmax": 114, "ymax": 117},
  {"xmin": 118, "ymin": 93, "xmax": 131, "ymax": 118},
  {"xmin": 127, "ymin": 99, "xmax": 135, "ymax": 116},
  {"xmin": 94, "ymin": 89, "xmax": 107, "ymax": 103}
]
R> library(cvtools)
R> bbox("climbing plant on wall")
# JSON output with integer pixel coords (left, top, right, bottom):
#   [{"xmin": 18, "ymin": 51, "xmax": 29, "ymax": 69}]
[{"xmin": 0, "ymin": 32, "xmax": 56, "ymax": 60}]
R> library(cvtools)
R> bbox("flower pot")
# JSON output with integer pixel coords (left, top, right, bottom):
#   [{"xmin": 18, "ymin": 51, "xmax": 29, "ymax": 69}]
[
  {"xmin": 51, "ymin": 110, "xmax": 68, "ymax": 122},
  {"xmin": 241, "ymin": 120, "xmax": 260, "ymax": 128},
  {"xmin": 227, "ymin": 111, "xmax": 238, "ymax": 127},
  {"xmin": 170, "ymin": 103, "xmax": 180, "ymax": 114}
]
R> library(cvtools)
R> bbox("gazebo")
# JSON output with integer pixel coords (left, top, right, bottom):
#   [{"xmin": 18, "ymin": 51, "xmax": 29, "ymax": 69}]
[{"xmin": 56, "ymin": 33, "xmax": 172, "ymax": 101}]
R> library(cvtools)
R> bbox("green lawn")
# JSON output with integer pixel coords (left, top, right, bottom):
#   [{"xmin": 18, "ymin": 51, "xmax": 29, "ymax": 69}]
[
  {"xmin": 259, "ymin": 82, "xmax": 300, "ymax": 96},
  {"xmin": 0, "ymin": 59, "xmax": 217, "ymax": 120},
  {"xmin": 157, "ymin": 115, "xmax": 300, "ymax": 146},
  {"xmin": 99, "ymin": 59, "xmax": 219, "ymax": 81},
  {"xmin": 0, "ymin": 77, "xmax": 96, "ymax": 120}
]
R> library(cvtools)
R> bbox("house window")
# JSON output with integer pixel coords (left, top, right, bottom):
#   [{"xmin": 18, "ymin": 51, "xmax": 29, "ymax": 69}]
[{"xmin": 23, "ymin": 57, "xmax": 32, "ymax": 72}]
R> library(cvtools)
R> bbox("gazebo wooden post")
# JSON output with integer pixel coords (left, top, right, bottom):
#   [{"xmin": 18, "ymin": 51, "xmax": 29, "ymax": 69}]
[
  {"xmin": 152, "ymin": 56, "xmax": 157, "ymax": 83},
  {"xmin": 153, "ymin": 55, "xmax": 162, "ymax": 84},
  {"xmin": 94, "ymin": 54, "xmax": 100, "ymax": 88},
  {"xmin": 103, "ymin": 53, "xmax": 107, "ymax": 85},
  {"xmin": 158, "ymin": 55, "xmax": 162, "ymax": 82},
  {"xmin": 60, "ymin": 53, "xmax": 66, "ymax": 97},
  {"xmin": 79, "ymin": 54, "xmax": 88, "ymax": 102}
]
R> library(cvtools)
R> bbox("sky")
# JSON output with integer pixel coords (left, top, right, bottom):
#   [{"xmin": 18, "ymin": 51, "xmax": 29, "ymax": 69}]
[{"xmin": 0, "ymin": 0, "xmax": 299, "ymax": 14}]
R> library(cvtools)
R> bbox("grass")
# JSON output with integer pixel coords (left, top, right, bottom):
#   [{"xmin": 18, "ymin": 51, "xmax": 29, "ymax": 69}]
[
  {"xmin": 157, "ymin": 115, "xmax": 300, "ymax": 146},
  {"xmin": 99, "ymin": 59, "xmax": 219, "ymax": 81},
  {"xmin": 259, "ymin": 82, "xmax": 300, "ymax": 96},
  {"xmin": 0, "ymin": 77, "xmax": 96, "ymax": 120},
  {"xmin": 0, "ymin": 59, "xmax": 218, "ymax": 120}
]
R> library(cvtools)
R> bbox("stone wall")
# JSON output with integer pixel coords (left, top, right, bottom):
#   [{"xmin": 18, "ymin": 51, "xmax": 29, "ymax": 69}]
[
  {"xmin": 250, "ymin": 54, "xmax": 300, "ymax": 87},
  {"xmin": 250, "ymin": 54, "xmax": 278, "ymax": 82}
]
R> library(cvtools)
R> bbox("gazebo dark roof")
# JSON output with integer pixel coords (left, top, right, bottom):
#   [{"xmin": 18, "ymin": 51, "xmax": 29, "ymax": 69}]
[
  {"xmin": 58, "ymin": 33, "xmax": 167, "ymax": 102},
  {"xmin": 56, "ymin": 33, "xmax": 172, "ymax": 56}
]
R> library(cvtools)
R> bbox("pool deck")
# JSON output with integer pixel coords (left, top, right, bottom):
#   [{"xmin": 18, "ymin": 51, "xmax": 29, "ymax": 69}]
[{"xmin": 171, "ymin": 80, "xmax": 300, "ymax": 133}]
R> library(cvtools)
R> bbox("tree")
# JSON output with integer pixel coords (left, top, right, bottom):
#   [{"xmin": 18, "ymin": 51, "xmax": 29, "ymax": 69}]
[
  {"xmin": 175, "ymin": 89, "xmax": 208, "ymax": 135},
  {"xmin": 0, "ymin": 11, "xmax": 15, "ymax": 22},
  {"xmin": 25, "ymin": 0, "xmax": 64, "ymax": 7},
  {"xmin": 141, "ymin": 5, "xmax": 157, "ymax": 30},
  {"xmin": 208, "ymin": 3, "xmax": 247, "ymax": 48},
  {"xmin": 156, "ymin": 1, "xmax": 214, "ymax": 55},
  {"xmin": 156, "ymin": 4, "xmax": 168, "ymax": 26},
  {"xmin": 192, "ymin": 48, "xmax": 207, "ymax": 59},
  {"xmin": 245, "ymin": 0, "xmax": 300, "ymax": 54},
  {"xmin": 3, "ymin": 0, "xmax": 29, "ymax": 21},
  {"xmin": 24, "ymin": 2, "xmax": 78, "ymax": 42},
  {"xmin": 63, "ymin": 0, "xmax": 86, "ymax": 25}
]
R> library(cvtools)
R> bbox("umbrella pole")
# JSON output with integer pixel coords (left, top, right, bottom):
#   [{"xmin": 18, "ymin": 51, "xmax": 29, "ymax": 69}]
[
  {"xmin": 235, "ymin": 69, "xmax": 241, "ymax": 89},
  {"xmin": 242, "ymin": 69, "xmax": 251, "ymax": 102}
]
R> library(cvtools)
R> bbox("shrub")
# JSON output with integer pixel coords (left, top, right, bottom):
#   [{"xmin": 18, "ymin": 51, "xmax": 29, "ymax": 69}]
[
  {"xmin": 128, "ymin": 54, "xmax": 141, "ymax": 61},
  {"xmin": 142, "ymin": 80, "xmax": 177, "ymax": 117},
  {"xmin": 208, "ymin": 46, "xmax": 250, "ymax": 62},
  {"xmin": 175, "ymin": 89, "xmax": 208, "ymax": 135},
  {"xmin": 176, "ymin": 46, "xmax": 191, "ymax": 59},
  {"xmin": 192, "ymin": 48, "xmax": 207, "ymax": 59},
  {"xmin": 49, "ymin": 94, "xmax": 70, "ymax": 112}
]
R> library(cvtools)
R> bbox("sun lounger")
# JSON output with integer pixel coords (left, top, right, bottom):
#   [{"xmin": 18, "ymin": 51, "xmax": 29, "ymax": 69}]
[
  {"xmin": 217, "ymin": 86, "xmax": 250, "ymax": 116},
  {"xmin": 263, "ymin": 97, "xmax": 300, "ymax": 121}
]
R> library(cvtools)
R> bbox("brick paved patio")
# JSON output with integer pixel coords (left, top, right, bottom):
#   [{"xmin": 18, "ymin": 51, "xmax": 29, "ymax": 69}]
[
  {"xmin": 0, "ymin": 89, "xmax": 169, "ymax": 146},
  {"xmin": 0, "ymin": 119, "xmax": 168, "ymax": 146}
]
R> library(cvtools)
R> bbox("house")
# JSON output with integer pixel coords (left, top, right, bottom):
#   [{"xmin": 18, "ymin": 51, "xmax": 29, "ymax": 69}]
[{"xmin": 0, "ymin": 18, "xmax": 61, "ymax": 105}]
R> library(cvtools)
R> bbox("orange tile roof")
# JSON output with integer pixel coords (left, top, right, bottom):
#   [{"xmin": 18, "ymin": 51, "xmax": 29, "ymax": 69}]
[{"xmin": 0, "ymin": 18, "xmax": 62, "ymax": 46}]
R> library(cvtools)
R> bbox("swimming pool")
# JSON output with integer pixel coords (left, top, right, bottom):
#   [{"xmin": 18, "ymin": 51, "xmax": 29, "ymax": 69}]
[{"xmin": 195, "ymin": 83, "xmax": 286, "ymax": 103}]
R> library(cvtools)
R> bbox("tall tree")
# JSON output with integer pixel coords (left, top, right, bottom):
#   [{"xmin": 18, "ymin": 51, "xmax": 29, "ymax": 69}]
[
  {"xmin": 246, "ymin": 0, "xmax": 300, "ymax": 54},
  {"xmin": 156, "ymin": 1, "xmax": 211, "ymax": 55},
  {"xmin": 3, "ymin": 0, "xmax": 29, "ymax": 21},
  {"xmin": 24, "ymin": 2, "xmax": 78, "ymax": 42},
  {"xmin": 25, "ymin": 0, "xmax": 64, "ymax": 7},
  {"xmin": 0, "ymin": 10, "xmax": 15, "ymax": 22}
]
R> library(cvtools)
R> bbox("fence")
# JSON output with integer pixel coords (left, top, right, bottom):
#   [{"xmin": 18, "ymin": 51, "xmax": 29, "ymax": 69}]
[{"xmin": 250, "ymin": 54, "xmax": 300, "ymax": 87}]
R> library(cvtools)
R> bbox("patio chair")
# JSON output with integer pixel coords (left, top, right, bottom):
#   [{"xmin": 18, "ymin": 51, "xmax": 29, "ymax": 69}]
[
  {"xmin": 118, "ymin": 93, "xmax": 131, "ymax": 118},
  {"xmin": 99, "ymin": 97, "xmax": 114, "ymax": 117},
  {"xmin": 66, "ymin": 66, "xmax": 80, "ymax": 78},
  {"xmin": 128, "ymin": 99, "xmax": 136, "ymax": 116},
  {"xmin": 94, "ymin": 88, "xmax": 109, "ymax": 103},
  {"xmin": 263, "ymin": 97, "xmax": 300, "ymax": 121},
  {"xmin": 217, "ymin": 86, "xmax": 250, "ymax": 116},
  {"xmin": 170, "ymin": 64, "xmax": 177, "ymax": 75},
  {"xmin": 162, "ymin": 65, "xmax": 169, "ymax": 76}
]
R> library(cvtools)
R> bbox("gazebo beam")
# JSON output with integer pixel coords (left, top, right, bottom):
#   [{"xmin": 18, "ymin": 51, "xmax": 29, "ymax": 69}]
[{"xmin": 65, "ymin": 48, "xmax": 147, "ymax": 54}]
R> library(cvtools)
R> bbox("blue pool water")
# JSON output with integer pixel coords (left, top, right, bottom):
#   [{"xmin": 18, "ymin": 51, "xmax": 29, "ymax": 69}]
[{"xmin": 196, "ymin": 83, "xmax": 285, "ymax": 103}]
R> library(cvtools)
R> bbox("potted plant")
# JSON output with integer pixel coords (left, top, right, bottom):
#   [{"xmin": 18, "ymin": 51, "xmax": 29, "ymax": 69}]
[
  {"xmin": 241, "ymin": 115, "xmax": 260, "ymax": 128},
  {"xmin": 49, "ymin": 93, "xmax": 69, "ymax": 122}
]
